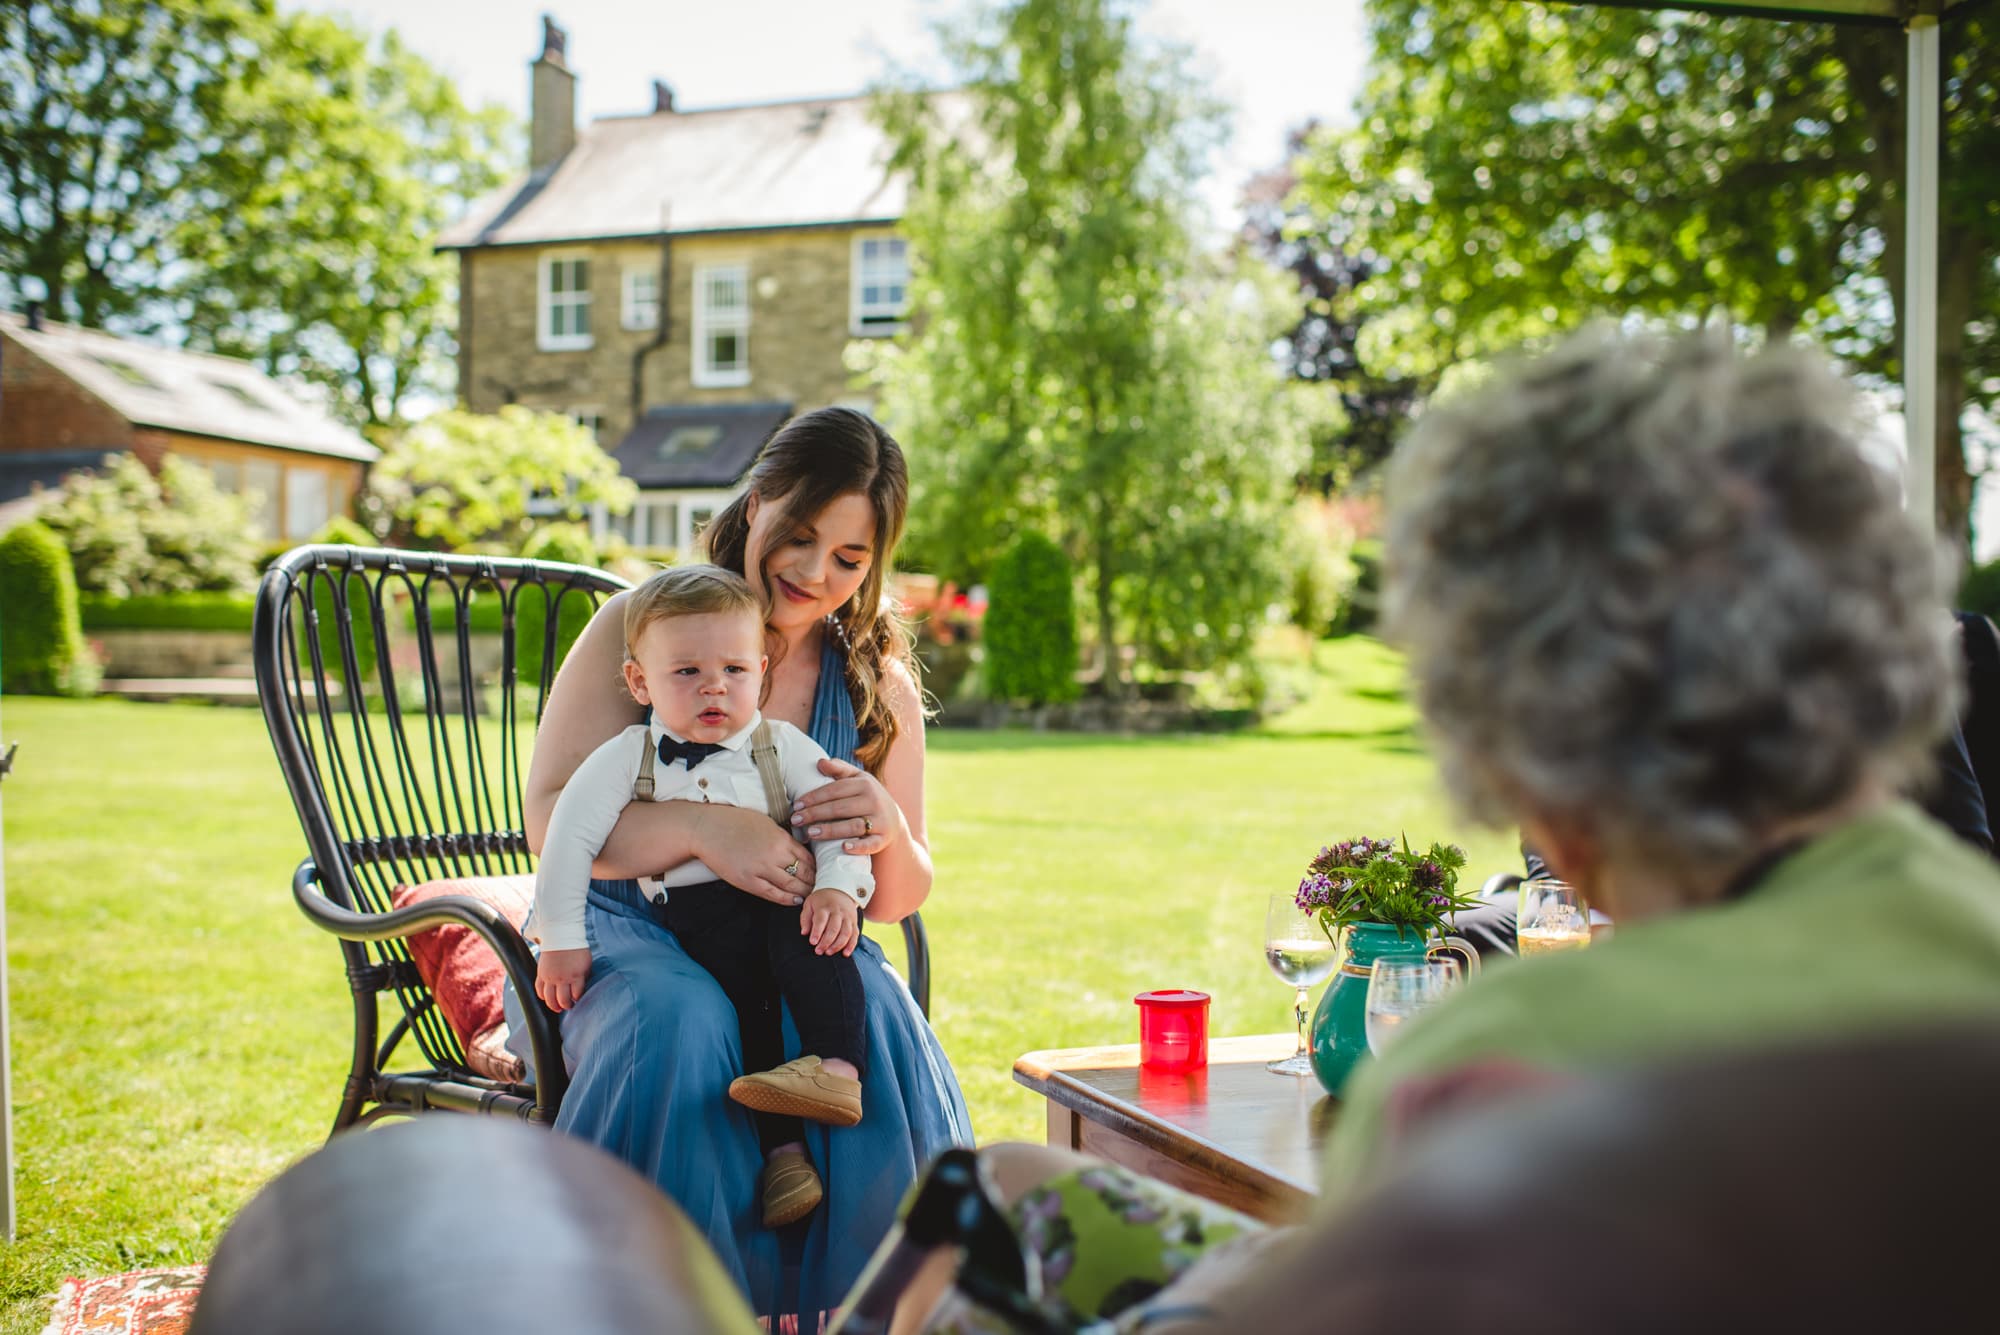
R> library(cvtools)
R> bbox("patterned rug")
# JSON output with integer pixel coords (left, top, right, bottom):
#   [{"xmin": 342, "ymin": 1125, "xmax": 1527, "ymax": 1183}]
[{"xmin": 40, "ymin": 1267, "xmax": 204, "ymax": 1335}]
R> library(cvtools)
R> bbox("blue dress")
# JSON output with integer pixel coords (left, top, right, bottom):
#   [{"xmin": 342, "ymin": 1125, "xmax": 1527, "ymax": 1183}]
[{"xmin": 518, "ymin": 635, "xmax": 973, "ymax": 1325}]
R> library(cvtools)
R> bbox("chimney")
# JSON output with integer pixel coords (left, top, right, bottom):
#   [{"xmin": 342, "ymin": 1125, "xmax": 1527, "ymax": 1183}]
[
  {"xmin": 529, "ymin": 15, "xmax": 576, "ymax": 174},
  {"xmin": 652, "ymin": 79, "xmax": 675, "ymax": 114}
]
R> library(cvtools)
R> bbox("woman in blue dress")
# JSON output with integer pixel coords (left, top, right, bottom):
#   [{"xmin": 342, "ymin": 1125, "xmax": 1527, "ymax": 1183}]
[{"xmin": 519, "ymin": 407, "xmax": 972, "ymax": 1327}]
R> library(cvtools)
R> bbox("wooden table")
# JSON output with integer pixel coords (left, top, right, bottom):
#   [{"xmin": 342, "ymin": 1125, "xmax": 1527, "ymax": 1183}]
[{"xmin": 1013, "ymin": 1033, "xmax": 1337, "ymax": 1224}]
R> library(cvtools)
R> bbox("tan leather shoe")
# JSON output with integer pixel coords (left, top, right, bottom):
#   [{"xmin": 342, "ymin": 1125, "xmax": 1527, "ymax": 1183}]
[
  {"xmin": 762, "ymin": 1149, "xmax": 823, "ymax": 1228},
  {"xmin": 728, "ymin": 1056, "xmax": 864, "ymax": 1127}
]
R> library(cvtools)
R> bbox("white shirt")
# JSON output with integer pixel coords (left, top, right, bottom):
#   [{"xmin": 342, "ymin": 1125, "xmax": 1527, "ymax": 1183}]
[{"xmin": 530, "ymin": 712, "xmax": 873, "ymax": 951}]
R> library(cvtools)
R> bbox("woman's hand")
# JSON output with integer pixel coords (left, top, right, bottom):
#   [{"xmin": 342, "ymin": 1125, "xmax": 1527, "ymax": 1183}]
[
  {"xmin": 694, "ymin": 803, "xmax": 816, "ymax": 905},
  {"xmin": 792, "ymin": 757, "xmax": 904, "ymax": 855}
]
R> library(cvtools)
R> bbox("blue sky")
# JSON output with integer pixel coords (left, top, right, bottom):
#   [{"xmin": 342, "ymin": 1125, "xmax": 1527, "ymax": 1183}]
[{"xmin": 284, "ymin": 0, "xmax": 1371, "ymax": 232}]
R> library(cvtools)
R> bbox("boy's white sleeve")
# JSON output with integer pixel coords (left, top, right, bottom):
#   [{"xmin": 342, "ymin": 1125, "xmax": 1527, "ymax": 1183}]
[
  {"xmin": 775, "ymin": 722, "xmax": 875, "ymax": 907},
  {"xmin": 533, "ymin": 726, "xmax": 650, "ymax": 950}
]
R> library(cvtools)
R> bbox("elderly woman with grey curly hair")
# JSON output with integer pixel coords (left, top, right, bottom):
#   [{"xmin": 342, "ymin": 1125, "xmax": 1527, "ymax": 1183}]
[
  {"xmin": 885, "ymin": 327, "xmax": 2000, "ymax": 1335},
  {"xmin": 1318, "ymin": 322, "xmax": 2000, "ymax": 1182}
]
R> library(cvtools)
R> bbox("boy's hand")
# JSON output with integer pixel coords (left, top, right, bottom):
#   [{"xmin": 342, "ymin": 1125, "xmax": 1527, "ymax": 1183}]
[
  {"xmin": 536, "ymin": 947, "xmax": 593, "ymax": 1012},
  {"xmin": 800, "ymin": 889, "xmax": 860, "ymax": 957}
]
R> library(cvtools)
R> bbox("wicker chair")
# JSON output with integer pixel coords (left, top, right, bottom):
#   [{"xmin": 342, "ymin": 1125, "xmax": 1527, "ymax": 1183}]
[{"xmin": 253, "ymin": 544, "xmax": 932, "ymax": 1136}]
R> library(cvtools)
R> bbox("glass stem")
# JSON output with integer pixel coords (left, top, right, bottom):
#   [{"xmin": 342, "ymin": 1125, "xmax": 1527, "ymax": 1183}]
[{"xmin": 1293, "ymin": 986, "xmax": 1310, "ymax": 1057}]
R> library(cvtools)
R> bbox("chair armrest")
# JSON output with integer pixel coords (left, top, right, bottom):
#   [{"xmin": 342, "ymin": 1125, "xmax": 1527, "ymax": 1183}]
[
  {"xmin": 1479, "ymin": 871, "xmax": 1523, "ymax": 900},
  {"xmin": 291, "ymin": 858, "xmax": 569, "ymax": 1117}
]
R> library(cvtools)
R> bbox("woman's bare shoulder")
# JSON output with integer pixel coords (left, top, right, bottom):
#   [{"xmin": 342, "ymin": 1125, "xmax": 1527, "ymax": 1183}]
[{"xmin": 530, "ymin": 592, "xmax": 645, "ymax": 787}]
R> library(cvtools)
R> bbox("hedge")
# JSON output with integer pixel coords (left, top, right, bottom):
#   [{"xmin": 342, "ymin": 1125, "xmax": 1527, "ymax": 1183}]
[{"xmin": 79, "ymin": 592, "xmax": 258, "ymax": 632}]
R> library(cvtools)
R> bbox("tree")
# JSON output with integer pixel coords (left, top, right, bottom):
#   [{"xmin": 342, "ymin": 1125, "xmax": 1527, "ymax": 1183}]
[
  {"xmin": 362, "ymin": 406, "xmax": 636, "ymax": 552},
  {"xmin": 35, "ymin": 452, "xmax": 260, "ymax": 597},
  {"xmin": 1240, "ymin": 124, "xmax": 1418, "ymax": 492},
  {"xmin": 1297, "ymin": 2, "xmax": 1998, "ymax": 538},
  {"xmin": 0, "ymin": 0, "xmax": 270, "ymax": 327},
  {"xmin": 172, "ymin": 15, "xmax": 510, "ymax": 430},
  {"xmin": 871, "ymin": 0, "xmax": 1311, "ymax": 697},
  {"xmin": 0, "ymin": 1, "xmax": 509, "ymax": 429}
]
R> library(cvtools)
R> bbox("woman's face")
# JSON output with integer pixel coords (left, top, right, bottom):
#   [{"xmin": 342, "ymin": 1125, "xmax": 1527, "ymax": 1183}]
[{"xmin": 744, "ymin": 489, "xmax": 879, "ymax": 632}]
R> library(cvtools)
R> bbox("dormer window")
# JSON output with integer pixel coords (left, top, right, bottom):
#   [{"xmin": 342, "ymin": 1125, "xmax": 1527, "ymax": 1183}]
[
  {"xmin": 693, "ymin": 263, "xmax": 750, "ymax": 387},
  {"xmin": 539, "ymin": 251, "xmax": 593, "ymax": 351},
  {"xmin": 851, "ymin": 236, "xmax": 910, "ymax": 334}
]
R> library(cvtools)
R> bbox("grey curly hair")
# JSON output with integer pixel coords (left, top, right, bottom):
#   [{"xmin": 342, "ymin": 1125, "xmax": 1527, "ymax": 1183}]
[{"xmin": 1382, "ymin": 326, "xmax": 1956, "ymax": 871}]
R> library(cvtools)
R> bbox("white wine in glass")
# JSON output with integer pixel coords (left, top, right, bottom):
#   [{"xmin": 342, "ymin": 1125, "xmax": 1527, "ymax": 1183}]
[
  {"xmin": 1518, "ymin": 879, "xmax": 1593, "ymax": 956},
  {"xmin": 1265, "ymin": 892, "xmax": 1339, "ymax": 1075}
]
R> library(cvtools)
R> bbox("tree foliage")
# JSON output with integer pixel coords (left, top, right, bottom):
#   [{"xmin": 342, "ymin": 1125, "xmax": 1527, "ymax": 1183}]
[
  {"xmin": 0, "ymin": 0, "xmax": 509, "ymax": 429},
  {"xmin": 1299, "ymin": 1, "xmax": 1998, "ymax": 537},
  {"xmin": 362, "ymin": 407, "xmax": 636, "ymax": 552},
  {"xmin": 870, "ymin": 0, "xmax": 1312, "ymax": 695},
  {"xmin": 172, "ymin": 14, "xmax": 510, "ymax": 429},
  {"xmin": 0, "ymin": 0, "xmax": 263, "ymax": 327},
  {"xmin": 1240, "ymin": 126, "xmax": 1414, "ymax": 492},
  {"xmin": 36, "ymin": 452, "xmax": 260, "ymax": 597}
]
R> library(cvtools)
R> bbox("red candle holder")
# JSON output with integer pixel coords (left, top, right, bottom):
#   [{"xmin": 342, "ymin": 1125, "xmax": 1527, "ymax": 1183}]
[{"xmin": 1134, "ymin": 989, "xmax": 1210, "ymax": 1071}]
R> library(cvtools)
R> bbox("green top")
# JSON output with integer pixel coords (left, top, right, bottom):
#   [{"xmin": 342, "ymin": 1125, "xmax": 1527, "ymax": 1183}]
[{"xmin": 1321, "ymin": 801, "xmax": 2000, "ymax": 1199}]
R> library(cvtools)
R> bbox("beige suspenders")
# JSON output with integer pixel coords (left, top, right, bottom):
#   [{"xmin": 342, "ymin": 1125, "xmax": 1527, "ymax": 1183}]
[
  {"xmin": 630, "ymin": 721, "xmax": 790, "ymax": 826},
  {"xmin": 631, "ymin": 729, "xmax": 657, "ymax": 802},
  {"xmin": 747, "ymin": 720, "xmax": 790, "ymax": 826}
]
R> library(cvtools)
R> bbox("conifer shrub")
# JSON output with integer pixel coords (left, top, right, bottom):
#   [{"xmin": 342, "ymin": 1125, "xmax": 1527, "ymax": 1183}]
[
  {"xmin": 0, "ymin": 521, "xmax": 100, "ymax": 696},
  {"xmin": 983, "ymin": 530, "xmax": 1079, "ymax": 706}
]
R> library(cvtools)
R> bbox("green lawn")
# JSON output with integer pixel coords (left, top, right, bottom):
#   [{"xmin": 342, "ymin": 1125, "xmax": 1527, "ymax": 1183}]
[{"xmin": 0, "ymin": 636, "xmax": 1517, "ymax": 1329}]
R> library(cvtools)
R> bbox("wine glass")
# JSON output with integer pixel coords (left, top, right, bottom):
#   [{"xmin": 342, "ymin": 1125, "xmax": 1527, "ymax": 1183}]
[
  {"xmin": 1364, "ymin": 959, "xmax": 1459, "ymax": 1055},
  {"xmin": 1518, "ymin": 879, "xmax": 1593, "ymax": 957},
  {"xmin": 1264, "ymin": 892, "xmax": 1339, "ymax": 1075}
]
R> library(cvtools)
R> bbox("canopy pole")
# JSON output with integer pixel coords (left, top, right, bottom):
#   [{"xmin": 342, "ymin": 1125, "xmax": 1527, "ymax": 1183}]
[
  {"xmin": 0, "ymin": 701, "xmax": 14, "ymax": 1242},
  {"xmin": 1904, "ymin": 14, "xmax": 1940, "ymax": 531}
]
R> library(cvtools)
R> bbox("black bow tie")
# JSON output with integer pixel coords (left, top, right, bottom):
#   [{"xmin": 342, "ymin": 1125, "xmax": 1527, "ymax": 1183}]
[{"xmin": 658, "ymin": 735, "xmax": 726, "ymax": 772}]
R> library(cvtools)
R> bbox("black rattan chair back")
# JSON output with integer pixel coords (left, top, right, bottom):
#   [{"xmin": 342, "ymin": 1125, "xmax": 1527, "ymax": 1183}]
[{"xmin": 254, "ymin": 544, "xmax": 629, "ymax": 1131}]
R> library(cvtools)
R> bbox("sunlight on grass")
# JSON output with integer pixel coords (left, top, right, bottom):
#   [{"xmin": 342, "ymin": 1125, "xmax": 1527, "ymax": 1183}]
[{"xmin": 0, "ymin": 637, "xmax": 1517, "ymax": 1329}]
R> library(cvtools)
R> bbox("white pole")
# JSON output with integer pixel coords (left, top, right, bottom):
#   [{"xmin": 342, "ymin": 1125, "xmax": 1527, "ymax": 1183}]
[
  {"xmin": 0, "ymin": 698, "xmax": 15, "ymax": 1243},
  {"xmin": 1904, "ymin": 15, "xmax": 1941, "ymax": 531}
]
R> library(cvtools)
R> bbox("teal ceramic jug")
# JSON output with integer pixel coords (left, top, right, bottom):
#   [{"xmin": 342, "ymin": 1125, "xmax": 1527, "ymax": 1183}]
[{"xmin": 1309, "ymin": 922, "xmax": 1479, "ymax": 1096}]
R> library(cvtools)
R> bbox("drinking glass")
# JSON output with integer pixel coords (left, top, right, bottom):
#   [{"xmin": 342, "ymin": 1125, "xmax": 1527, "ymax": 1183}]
[
  {"xmin": 1364, "ymin": 959, "xmax": 1458, "ymax": 1055},
  {"xmin": 1264, "ymin": 892, "xmax": 1339, "ymax": 1075},
  {"xmin": 1518, "ymin": 878, "xmax": 1594, "ymax": 957}
]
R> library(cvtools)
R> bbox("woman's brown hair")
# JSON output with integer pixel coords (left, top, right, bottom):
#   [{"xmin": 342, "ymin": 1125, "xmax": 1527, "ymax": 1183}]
[{"xmin": 704, "ymin": 406, "xmax": 917, "ymax": 773}]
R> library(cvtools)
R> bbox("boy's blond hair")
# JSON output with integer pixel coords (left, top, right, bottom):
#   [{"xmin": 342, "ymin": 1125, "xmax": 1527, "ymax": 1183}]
[{"xmin": 622, "ymin": 564, "xmax": 764, "ymax": 658}]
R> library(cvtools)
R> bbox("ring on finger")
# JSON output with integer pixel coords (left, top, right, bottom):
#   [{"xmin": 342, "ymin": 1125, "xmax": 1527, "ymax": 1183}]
[
  {"xmin": 863, "ymin": 816, "xmax": 874, "ymax": 834},
  {"xmin": 784, "ymin": 858, "xmax": 801, "ymax": 876}
]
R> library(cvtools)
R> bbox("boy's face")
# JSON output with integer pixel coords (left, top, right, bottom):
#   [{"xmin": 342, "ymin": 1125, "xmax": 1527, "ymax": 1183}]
[{"xmin": 624, "ymin": 609, "xmax": 767, "ymax": 743}]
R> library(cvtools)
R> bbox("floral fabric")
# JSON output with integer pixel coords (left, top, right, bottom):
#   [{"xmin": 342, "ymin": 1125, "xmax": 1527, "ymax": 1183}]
[{"xmin": 930, "ymin": 1163, "xmax": 1262, "ymax": 1334}]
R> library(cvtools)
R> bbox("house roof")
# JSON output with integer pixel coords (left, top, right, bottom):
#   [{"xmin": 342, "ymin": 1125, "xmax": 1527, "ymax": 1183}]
[
  {"xmin": 0, "ymin": 312, "xmax": 378, "ymax": 463},
  {"xmin": 608, "ymin": 400, "xmax": 792, "ymax": 489},
  {"xmin": 439, "ymin": 93, "xmax": 962, "ymax": 250}
]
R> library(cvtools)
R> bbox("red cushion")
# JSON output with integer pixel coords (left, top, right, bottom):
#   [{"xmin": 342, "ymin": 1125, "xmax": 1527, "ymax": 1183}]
[{"xmin": 389, "ymin": 875, "xmax": 534, "ymax": 1080}]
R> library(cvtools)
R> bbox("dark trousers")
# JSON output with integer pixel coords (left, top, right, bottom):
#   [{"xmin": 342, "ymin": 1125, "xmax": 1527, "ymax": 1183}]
[{"xmin": 657, "ymin": 878, "xmax": 868, "ymax": 1156}]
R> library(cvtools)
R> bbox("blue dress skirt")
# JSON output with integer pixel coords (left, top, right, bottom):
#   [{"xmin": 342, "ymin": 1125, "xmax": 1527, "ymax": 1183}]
[{"xmin": 512, "ymin": 635, "xmax": 973, "ymax": 1326}]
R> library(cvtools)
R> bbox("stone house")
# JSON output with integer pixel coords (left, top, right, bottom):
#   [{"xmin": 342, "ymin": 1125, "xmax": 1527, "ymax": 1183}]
[
  {"xmin": 439, "ymin": 18, "xmax": 925, "ymax": 552},
  {"xmin": 0, "ymin": 309, "xmax": 376, "ymax": 539}
]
